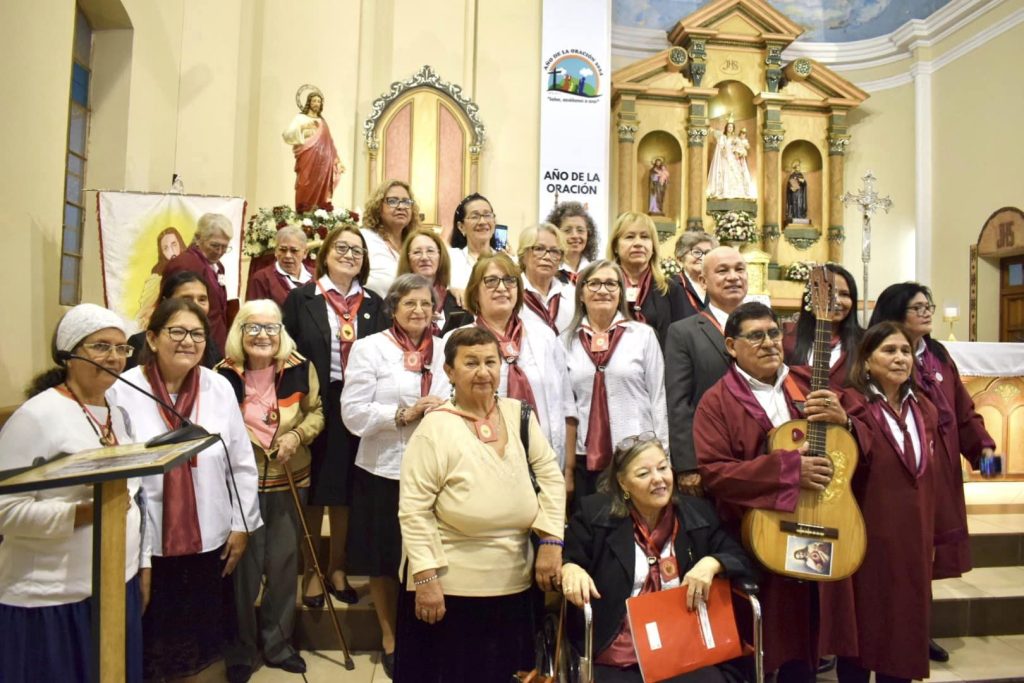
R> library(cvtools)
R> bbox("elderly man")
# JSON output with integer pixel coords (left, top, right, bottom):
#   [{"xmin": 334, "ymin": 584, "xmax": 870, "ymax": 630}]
[
  {"xmin": 664, "ymin": 245, "xmax": 748, "ymax": 493},
  {"xmin": 694, "ymin": 302, "xmax": 855, "ymax": 682},
  {"xmin": 162, "ymin": 212, "xmax": 233, "ymax": 350},
  {"xmin": 246, "ymin": 225, "xmax": 314, "ymax": 307}
]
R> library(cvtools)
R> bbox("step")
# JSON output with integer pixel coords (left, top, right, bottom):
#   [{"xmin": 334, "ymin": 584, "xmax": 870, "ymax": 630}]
[
  {"xmin": 969, "ymin": 513, "xmax": 1024, "ymax": 568},
  {"xmin": 933, "ymin": 567, "xmax": 1024, "ymax": 638}
]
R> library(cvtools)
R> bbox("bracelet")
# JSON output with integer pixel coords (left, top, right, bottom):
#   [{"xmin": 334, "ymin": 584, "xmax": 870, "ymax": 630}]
[
  {"xmin": 538, "ymin": 539, "xmax": 564, "ymax": 548},
  {"xmin": 414, "ymin": 573, "xmax": 439, "ymax": 586},
  {"xmin": 846, "ymin": 417, "xmax": 854, "ymax": 432}
]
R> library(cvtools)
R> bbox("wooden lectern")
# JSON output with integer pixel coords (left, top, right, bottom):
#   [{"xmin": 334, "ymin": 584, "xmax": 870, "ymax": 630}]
[{"xmin": 0, "ymin": 436, "xmax": 217, "ymax": 682}]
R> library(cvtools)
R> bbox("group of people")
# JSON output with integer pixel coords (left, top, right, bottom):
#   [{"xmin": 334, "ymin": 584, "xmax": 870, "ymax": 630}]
[{"xmin": 0, "ymin": 185, "xmax": 994, "ymax": 683}]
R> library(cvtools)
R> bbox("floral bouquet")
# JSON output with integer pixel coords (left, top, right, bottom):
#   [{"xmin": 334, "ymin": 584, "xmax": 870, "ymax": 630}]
[
  {"xmin": 713, "ymin": 211, "xmax": 757, "ymax": 244},
  {"xmin": 244, "ymin": 206, "xmax": 360, "ymax": 257},
  {"xmin": 785, "ymin": 260, "xmax": 816, "ymax": 283},
  {"xmin": 659, "ymin": 256, "xmax": 682, "ymax": 278}
]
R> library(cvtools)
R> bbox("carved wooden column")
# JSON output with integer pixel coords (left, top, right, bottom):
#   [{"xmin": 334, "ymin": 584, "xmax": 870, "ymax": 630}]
[
  {"xmin": 684, "ymin": 90, "xmax": 714, "ymax": 231},
  {"xmin": 469, "ymin": 144, "xmax": 481, "ymax": 193},
  {"xmin": 828, "ymin": 109, "xmax": 851, "ymax": 262},
  {"xmin": 756, "ymin": 95, "xmax": 786, "ymax": 259},
  {"xmin": 616, "ymin": 104, "xmax": 639, "ymax": 217}
]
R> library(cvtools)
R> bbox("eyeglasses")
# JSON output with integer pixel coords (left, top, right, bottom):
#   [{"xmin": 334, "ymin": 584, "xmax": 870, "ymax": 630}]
[
  {"xmin": 733, "ymin": 327, "xmax": 783, "ymax": 346},
  {"xmin": 275, "ymin": 246, "xmax": 304, "ymax": 256},
  {"xmin": 529, "ymin": 245, "xmax": 564, "ymax": 261},
  {"xmin": 81, "ymin": 342, "xmax": 134, "ymax": 358},
  {"xmin": 560, "ymin": 225, "xmax": 588, "ymax": 236},
  {"xmin": 242, "ymin": 323, "xmax": 282, "ymax": 337},
  {"xmin": 615, "ymin": 431, "xmax": 660, "ymax": 452},
  {"xmin": 482, "ymin": 275, "xmax": 518, "ymax": 290},
  {"xmin": 410, "ymin": 248, "xmax": 439, "ymax": 258},
  {"xmin": 584, "ymin": 279, "xmax": 621, "ymax": 293},
  {"xmin": 689, "ymin": 248, "xmax": 709, "ymax": 260},
  {"xmin": 466, "ymin": 211, "xmax": 495, "ymax": 222},
  {"xmin": 384, "ymin": 197, "xmax": 415, "ymax": 209},
  {"xmin": 906, "ymin": 303, "xmax": 936, "ymax": 316},
  {"xmin": 206, "ymin": 241, "xmax": 232, "ymax": 254},
  {"xmin": 333, "ymin": 243, "xmax": 366, "ymax": 258},
  {"xmin": 164, "ymin": 327, "xmax": 207, "ymax": 343}
]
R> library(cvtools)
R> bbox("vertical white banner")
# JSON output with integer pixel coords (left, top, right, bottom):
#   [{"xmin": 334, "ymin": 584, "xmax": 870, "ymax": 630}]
[{"xmin": 539, "ymin": 0, "xmax": 611, "ymax": 232}]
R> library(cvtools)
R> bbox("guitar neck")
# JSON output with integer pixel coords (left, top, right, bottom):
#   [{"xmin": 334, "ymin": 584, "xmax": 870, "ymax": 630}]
[{"xmin": 806, "ymin": 316, "xmax": 834, "ymax": 455}]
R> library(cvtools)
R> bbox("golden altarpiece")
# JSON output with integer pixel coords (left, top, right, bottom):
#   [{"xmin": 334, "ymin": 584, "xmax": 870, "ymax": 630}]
[{"xmin": 611, "ymin": 0, "xmax": 868, "ymax": 306}]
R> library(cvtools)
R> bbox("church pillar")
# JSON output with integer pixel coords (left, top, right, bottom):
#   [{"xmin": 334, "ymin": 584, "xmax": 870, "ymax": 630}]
[
  {"xmin": 616, "ymin": 101, "xmax": 639, "ymax": 217},
  {"xmin": 685, "ymin": 92, "xmax": 712, "ymax": 231},
  {"xmin": 756, "ymin": 97, "xmax": 785, "ymax": 259},
  {"xmin": 469, "ymin": 144, "xmax": 481, "ymax": 193},
  {"xmin": 828, "ymin": 110, "xmax": 851, "ymax": 263}
]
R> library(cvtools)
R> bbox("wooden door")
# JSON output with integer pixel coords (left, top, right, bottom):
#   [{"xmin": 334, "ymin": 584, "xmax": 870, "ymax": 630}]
[{"xmin": 1001, "ymin": 255, "xmax": 1024, "ymax": 342}]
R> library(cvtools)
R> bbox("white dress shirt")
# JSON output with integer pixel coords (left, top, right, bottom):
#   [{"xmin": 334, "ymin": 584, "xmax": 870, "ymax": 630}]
[
  {"xmin": 630, "ymin": 539, "xmax": 682, "ymax": 596},
  {"xmin": 734, "ymin": 364, "xmax": 793, "ymax": 428},
  {"xmin": 112, "ymin": 367, "xmax": 263, "ymax": 563},
  {"xmin": 521, "ymin": 276, "xmax": 575, "ymax": 335},
  {"xmin": 316, "ymin": 274, "xmax": 363, "ymax": 382},
  {"xmin": 0, "ymin": 389, "xmax": 145, "ymax": 606},
  {"xmin": 559, "ymin": 256, "xmax": 591, "ymax": 283},
  {"xmin": 276, "ymin": 260, "xmax": 312, "ymax": 289},
  {"xmin": 361, "ymin": 228, "xmax": 400, "ymax": 298},
  {"xmin": 444, "ymin": 317, "xmax": 576, "ymax": 467},
  {"xmin": 869, "ymin": 386, "xmax": 923, "ymax": 468},
  {"xmin": 448, "ymin": 246, "xmax": 477, "ymax": 290},
  {"xmin": 341, "ymin": 331, "xmax": 451, "ymax": 480},
  {"xmin": 564, "ymin": 315, "xmax": 669, "ymax": 457},
  {"xmin": 706, "ymin": 303, "xmax": 730, "ymax": 330}
]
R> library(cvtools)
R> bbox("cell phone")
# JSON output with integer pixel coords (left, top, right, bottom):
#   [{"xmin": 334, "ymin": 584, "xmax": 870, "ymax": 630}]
[{"xmin": 494, "ymin": 224, "xmax": 509, "ymax": 251}]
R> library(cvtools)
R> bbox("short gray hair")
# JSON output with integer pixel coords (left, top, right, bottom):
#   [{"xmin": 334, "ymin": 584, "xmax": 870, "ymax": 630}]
[
  {"xmin": 384, "ymin": 273, "xmax": 435, "ymax": 316},
  {"xmin": 674, "ymin": 230, "xmax": 718, "ymax": 260},
  {"xmin": 275, "ymin": 224, "xmax": 308, "ymax": 245},
  {"xmin": 195, "ymin": 213, "xmax": 233, "ymax": 240}
]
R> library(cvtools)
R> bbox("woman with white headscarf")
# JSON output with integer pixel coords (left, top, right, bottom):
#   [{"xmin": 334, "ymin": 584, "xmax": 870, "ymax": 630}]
[{"xmin": 0, "ymin": 304, "xmax": 147, "ymax": 682}]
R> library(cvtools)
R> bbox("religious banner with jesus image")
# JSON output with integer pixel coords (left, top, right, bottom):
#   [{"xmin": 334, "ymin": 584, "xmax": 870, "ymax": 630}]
[{"xmin": 97, "ymin": 192, "xmax": 245, "ymax": 331}]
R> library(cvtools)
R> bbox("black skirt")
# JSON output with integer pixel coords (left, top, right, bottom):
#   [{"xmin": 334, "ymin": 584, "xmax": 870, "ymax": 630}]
[
  {"xmin": 142, "ymin": 546, "xmax": 237, "ymax": 680},
  {"xmin": 308, "ymin": 380, "xmax": 359, "ymax": 505},
  {"xmin": 393, "ymin": 588, "xmax": 537, "ymax": 682},
  {"xmin": 346, "ymin": 467, "xmax": 401, "ymax": 577}
]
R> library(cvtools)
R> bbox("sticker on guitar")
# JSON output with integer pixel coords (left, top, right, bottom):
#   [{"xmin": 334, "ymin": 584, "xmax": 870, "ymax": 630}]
[{"xmin": 784, "ymin": 537, "xmax": 834, "ymax": 577}]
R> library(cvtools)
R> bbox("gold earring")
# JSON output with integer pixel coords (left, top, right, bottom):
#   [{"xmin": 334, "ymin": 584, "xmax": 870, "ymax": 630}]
[{"xmin": 623, "ymin": 490, "xmax": 631, "ymax": 500}]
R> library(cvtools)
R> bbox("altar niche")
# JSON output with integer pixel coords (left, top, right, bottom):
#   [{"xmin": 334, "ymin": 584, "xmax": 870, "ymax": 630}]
[
  {"xmin": 637, "ymin": 131, "xmax": 683, "ymax": 240},
  {"xmin": 781, "ymin": 140, "xmax": 823, "ymax": 250}
]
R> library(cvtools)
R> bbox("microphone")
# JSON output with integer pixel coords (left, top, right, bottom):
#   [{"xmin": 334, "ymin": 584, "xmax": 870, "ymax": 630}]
[{"xmin": 57, "ymin": 351, "xmax": 210, "ymax": 447}]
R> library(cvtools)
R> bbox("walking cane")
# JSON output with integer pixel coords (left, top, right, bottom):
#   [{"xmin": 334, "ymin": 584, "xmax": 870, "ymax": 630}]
[{"xmin": 282, "ymin": 459, "xmax": 355, "ymax": 670}]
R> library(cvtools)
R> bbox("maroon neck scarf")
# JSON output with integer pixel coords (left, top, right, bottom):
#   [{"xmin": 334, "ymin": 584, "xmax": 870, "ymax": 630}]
[
  {"xmin": 523, "ymin": 287, "xmax": 561, "ymax": 334},
  {"xmin": 319, "ymin": 281, "xmax": 364, "ymax": 370},
  {"xmin": 579, "ymin": 323, "xmax": 627, "ymax": 471},
  {"xmin": 477, "ymin": 316, "xmax": 538, "ymax": 412},
  {"xmin": 389, "ymin": 325, "xmax": 434, "ymax": 397},
  {"xmin": 868, "ymin": 393, "xmax": 929, "ymax": 478},
  {"xmin": 625, "ymin": 268, "xmax": 653, "ymax": 323}
]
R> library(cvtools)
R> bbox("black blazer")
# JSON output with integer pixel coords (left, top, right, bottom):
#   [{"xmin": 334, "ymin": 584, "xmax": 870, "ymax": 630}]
[
  {"xmin": 635, "ymin": 277, "xmax": 688, "ymax": 348},
  {"xmin": 563, "ymin": 493, "xmax": 756, "ymax": 656},
  {"xmin": 664, "ymin": 314, "xmax": 732, "ymax": 472},
  {"xmin": 439, "ymin": 291, "xmax": 474, "ymax": 337}
]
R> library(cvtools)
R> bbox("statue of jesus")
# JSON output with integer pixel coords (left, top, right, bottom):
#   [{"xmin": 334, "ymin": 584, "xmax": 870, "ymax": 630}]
[{"xmin": 282, "ymin": 86, "xmax": 344, "ymax": 213}]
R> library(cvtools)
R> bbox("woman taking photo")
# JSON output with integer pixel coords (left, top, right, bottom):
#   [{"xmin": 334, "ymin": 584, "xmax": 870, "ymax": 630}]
[
  {"xmin": 0, "ymin": 304, "xmax": 146, "ymax": 682},
  {"xmin": 561, "ymin": 435, "xmax": 755, "ymax": 683},
  {"xmin": 450, "ymin": 253, "xmax": 575, "ymax": 469},
  {"xmin": 518, "ymin": 223, "xmax": 574, "ymax": 334},
  {"xmin": 565, "ymin": 260, "xmax": 668, "ymax": 500},
  {"xmin": 282, "ymin": 225, "xmax": 390, "ymax": 608},
  {"xmin": 394, "ymin": 327, "xmax": 565, "ymax": 682},
  {"xmin": 396, "ymin": 227, "xmax": 473, "ymax": 336},
  {"xmin": 114, "ymin": 297, "xmax": 262, "ymax": 680},
  {"xmin": 448, "ymin": 193, "xmax": 499, "ymax": 290},
  {"xmin": 545, "ymin": 200, "xmax": 599, "ymax": 284},
  {"xmin": 838, "ymin": 321, "xmax": 940, "ymax": 683},
  {"xmin": 362, "ymin": 179, "xmax": 421, "ymax": 297},
  {"xmin": 608, "ymin": 212, "xmax": 686, "ymax": 346},
  {"xmin": 218, "ymin": 299, "xmax": 325, "ymax": 680},
  {"xmin": 784, "ymin": 263, "xmax": 863, "ymax": 385},
  {"xmin": 672, "ymin": 230, "xmax": 718, "ymax": 317},
  {"xmin": 341, "ymin": 274, "xmax": 451, "ymax": 678}
]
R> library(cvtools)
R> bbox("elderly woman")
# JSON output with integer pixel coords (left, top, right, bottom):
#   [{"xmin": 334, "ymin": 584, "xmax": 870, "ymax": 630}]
[
  {"xmin": 394, "ymin": 327, "xmax": 566, "ymax": 682},
  {"xmin": 217, "ymin": 300, "xmax": 324, "ymax": 680},
  {"xmin": 673, "ymin": 230, "xmax": 718, "ymax": 317},
  {"xmin": 0, "ymin": 304, "xmax": 146, "ymax": 682},
  {"xmin": 246, "ymin": 225, "xmax": 314, "ymax": 306},
  {"xmin": 362, "ymin": 180, "xmax": 422, "ymax": 297},
  {"xmin": 518, "ymin": 223, "xmax": 574, "ymax": 334},
  {"xmin": 838, "ymin": 322, "xmax": 941, "ymax": 683},
  {"xmin": 564, "ymin": 260, "xmax": 668, "ymax": 501},
  {"xmin": 448, "ymin": 193, "xmax": 499, "ymax": 289},
  {"xmin": 397, "ymin": 227, "xmax": 473, "ymax": 336},
  {"xmin": 126, "ymin": 270, "xmax": 223, "ymax": 370},
  {"xmin": 162, "ymin": 212, "xmax": 234, "ymax": 350},
  {"xmin": 561, "ymin": 435, "xmax": 755, "ymax": 683},
  {"xmin": 608, "ymin": 212, "xmax": 687, "ymax": 346},
  {"xmin": 546, "ymin": 201, "xmax": 599, "ymax": 284},
  {"xmin": 341, "ymin": 274, "xmax": 451, "ymax": 677},
  {"xmin": 447, "ymin": 253, "xmax": 575, "ymax": 471},
  {"xmin": 282, "ymin": 225, "xmax": 390, "ymax": 608},
  {"xmin": 869, "ymin": 282, "xmax": 995, "ymax": 664},
  {"xmin": 112, "ymin": 297, "xmax": 262, "ymax": 680}
]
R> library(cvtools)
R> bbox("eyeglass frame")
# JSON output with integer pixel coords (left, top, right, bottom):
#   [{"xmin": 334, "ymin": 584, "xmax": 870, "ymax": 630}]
[
  {"xmin": 731, "ymin": 327, "xmax": 783, "ymax": 346},
  {"xmin": 242, "ymin": 323, "xmax": 282, "ymax": 337},
  {"xmin": 583, "ymin": 278, "xmax": 622, "ymax": 293},
  {"xmin": 481, "ymin": 275, "xmax": 518, "ymax": 291},
  {"xmin": 529, "ymin": 245, "xmax": 565, "ymax": 261},
  {"xmin": 80, "ymin": 342, "xmax": 135, "ymax": 358},
  {"xmin": 465, "ymin": 211, "xmax": 496, "ymax": 222},
  {"xmin": 332, "ymin": 243, "xmax": 366, "ymax": 258},
  {"xmin": 384, "ymin": 197, "xmax": 415, "ymax": 209},
  {"xmin": 906, "ymin": 303, "xmax": 936, "ymax": 316},
  {"xmin": 163, "ymin": 326, "xmax": 208, "ymax": 343}
]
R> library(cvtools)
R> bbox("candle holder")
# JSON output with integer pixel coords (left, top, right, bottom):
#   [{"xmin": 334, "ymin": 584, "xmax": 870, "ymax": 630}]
[{"xmin": 942, "ymin": 308, "xmax": 959, "ymax": 341}]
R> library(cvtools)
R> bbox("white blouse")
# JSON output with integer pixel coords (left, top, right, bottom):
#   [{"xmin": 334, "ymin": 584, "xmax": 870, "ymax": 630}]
[
  {"xmin": 112, "ymin": 367, "xmax": 263, "ymax": 562},
  {"xmin": 870, "ymin": 386, "xmax": 923, "ymax": 468},
  {"xmin": 361, "ymin": 228, "xmax": 399, "ymax": 298},
  {"xmin": 564, "ymin": 316, "xmax": 669, "ymax": 458},
  {"xmin": 444, "ymin": 318, "xmax": 576, "ymax": 467},
  {"xmin": 0, "ymin": 388, "xmax": 144, "ymax": 606},
  {"xmin": 521, "ymin": 276, "xmax": 575, "ymax": 335},
  {"xmin": 341, "ymin": 331, "xmax": 451, "ymax": 480},
  {"xmin": 448, "ymin": 246, "xmax": 477, "ymax": 290}
]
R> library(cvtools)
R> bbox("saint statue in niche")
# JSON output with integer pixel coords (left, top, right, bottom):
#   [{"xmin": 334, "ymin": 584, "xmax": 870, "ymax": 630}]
[
  {"xmin": 786, "ymin": 160, "xmax": 809, "ymax": 224},
  {"xmin": 706, "ymin": 118, "xmax": 757, "ymax": 200},
  {"xmin": 648, "ymin": 157, "xmax": 670, "ymax": 215},
  {"xmin": 282, "ymin": 85, "xmax": 345, "ymax": 213}
]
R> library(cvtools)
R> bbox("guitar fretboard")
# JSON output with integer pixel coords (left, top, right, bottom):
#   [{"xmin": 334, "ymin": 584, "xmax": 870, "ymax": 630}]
[{"xmin": 806, "ymin": 314, "xmax": 833, "ymax": 457}]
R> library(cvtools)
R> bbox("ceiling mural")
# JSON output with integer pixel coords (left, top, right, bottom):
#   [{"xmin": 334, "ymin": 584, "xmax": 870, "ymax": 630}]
[{"xmin": 612, "ymin": 0, "xmax": 955, "ymax": 42}]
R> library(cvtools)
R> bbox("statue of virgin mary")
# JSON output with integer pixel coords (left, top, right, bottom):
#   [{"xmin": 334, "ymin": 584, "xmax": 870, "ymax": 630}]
[{"xmin": 706, "ymin": 118, "xmax": 757, "ymax": 200}]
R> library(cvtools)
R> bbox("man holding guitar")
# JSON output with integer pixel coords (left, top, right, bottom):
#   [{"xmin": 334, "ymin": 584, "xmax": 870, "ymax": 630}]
[{"xmin": 694, "ymin": 301, "xmax": 859, "ymax": 682}]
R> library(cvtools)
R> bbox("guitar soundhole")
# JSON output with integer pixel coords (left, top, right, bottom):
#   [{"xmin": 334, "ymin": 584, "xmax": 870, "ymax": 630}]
[{"xmin": 792, "ymin": 427, "xmax": 805, "ymax": 442}]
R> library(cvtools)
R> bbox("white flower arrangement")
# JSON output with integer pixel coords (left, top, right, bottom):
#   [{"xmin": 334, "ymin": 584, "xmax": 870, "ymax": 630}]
[
  {"xmin": 785, "ymin": 260, "xmax": 816, "ymax": 282},
  {"xmin": 243, "ymin": 205, "xmax": 360, "ymax": 257},
  {"xmin": 659, "ymin": 256, "xmax": 682, "ymax": 278},
  {"xmin": 713, "ymin": 211, "xmax": 758, "ymax": 244}
]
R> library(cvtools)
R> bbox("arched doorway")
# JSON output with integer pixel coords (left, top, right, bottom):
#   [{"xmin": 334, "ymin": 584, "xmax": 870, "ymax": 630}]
[{"xmin": 971, "ymin": 207, "xmax": 1024, "ymax": 341}]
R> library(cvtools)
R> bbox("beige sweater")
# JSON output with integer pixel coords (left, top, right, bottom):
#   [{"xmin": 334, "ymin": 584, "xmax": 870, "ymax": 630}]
[{"xmin": 399, "ymin": 398, "xmax": 566, "ymax": 596}]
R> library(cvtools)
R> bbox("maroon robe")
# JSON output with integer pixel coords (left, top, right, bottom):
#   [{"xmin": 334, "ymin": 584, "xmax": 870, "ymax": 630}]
[
  {"xmin": 783, "ymin": 324, "xmax": 852, "ymax": 389},
  {"xmin": 245, "ymin": 262, "xmax": 315, "ymax": 308},
  {"xmin": 694, "ymin": 367, "xmax": 858, "ymax": 673},
  {"xmin": 162, "ymin": 245, "xmax": 229, "ymax": 351},
  {"xmin": 842, "ymin": 389, "xmax": 938, "ymax": 680},
  {"xmin": 917, "ymin": 344, "xmax": 995, "ymax": 579}
]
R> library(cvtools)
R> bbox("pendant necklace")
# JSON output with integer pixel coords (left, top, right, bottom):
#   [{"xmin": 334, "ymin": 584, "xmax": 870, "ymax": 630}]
[
  {"xmin": 447, "ymin": 398, "xmax": 500, "ymax": 443},
  {"xmin": 62, "ymin": 383, "xmax": 117, "ymax": 447}
]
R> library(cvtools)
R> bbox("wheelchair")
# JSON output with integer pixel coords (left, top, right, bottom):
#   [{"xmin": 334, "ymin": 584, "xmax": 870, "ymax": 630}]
[{"xmin": 528, "ymin": 579, "xmax": 763, "ymax": 683}]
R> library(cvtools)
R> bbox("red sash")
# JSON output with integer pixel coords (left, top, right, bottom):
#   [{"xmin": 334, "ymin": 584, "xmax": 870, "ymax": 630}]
[
  {"xmin": 625, "ymin": 269, "xmax": 653, "ymax": 323},
  {"xmin": 387, "ymin": 326, "xmax": 434, "ymax": 397},
  {"xmin": 700, "ymin": 310, "xmax": 723, "ymax": 334},
  {"xmin": 523, "ymin": 288, "xmax": 561, "ymax": 334},
  {"xmin": 318, "ymin": 280, "xmax": 364, "ymax": 370},
  {"xmin": 476, "ymin": 316, "xmax": 538, "ymax": 412},
  {"xmin": 579, "ymin": 323, "xmax": 627, "ymax": 471},
  {"xmin": 144, "ymin": 363, "xmax": 204, "ymax": 557}
]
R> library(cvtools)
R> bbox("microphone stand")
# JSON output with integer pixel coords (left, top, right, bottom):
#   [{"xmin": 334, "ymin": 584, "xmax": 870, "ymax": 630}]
[{"xmin": 58, "ymin": 352, "xmax": 210, "ymax": 447}]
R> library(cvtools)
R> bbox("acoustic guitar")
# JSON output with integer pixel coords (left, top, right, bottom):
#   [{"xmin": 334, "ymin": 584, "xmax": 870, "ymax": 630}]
[{"xmin": 741, "ymin": 267, "xmax": 867, "ymax": 581}]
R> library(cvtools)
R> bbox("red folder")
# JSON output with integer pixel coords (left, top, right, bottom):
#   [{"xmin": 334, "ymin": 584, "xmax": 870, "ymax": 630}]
[{"xmin": 625, "ymin": 578, "xmax": 742, "ymax": 682}]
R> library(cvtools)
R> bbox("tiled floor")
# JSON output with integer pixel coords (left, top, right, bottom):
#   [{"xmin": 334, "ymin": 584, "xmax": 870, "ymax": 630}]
[
  {"xmin": 190, "ymin": 651, "xmax": 385, "ymax": 682},
  {"xmin": 926, "ymin": 635, "xmax": 1024, "ymax": 681}
]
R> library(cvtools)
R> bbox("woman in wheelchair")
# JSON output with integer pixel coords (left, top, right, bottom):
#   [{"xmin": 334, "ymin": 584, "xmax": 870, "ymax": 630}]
[{"xmin": 560, "ymin": 434, "xmax": 756, "ymax": 683}]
